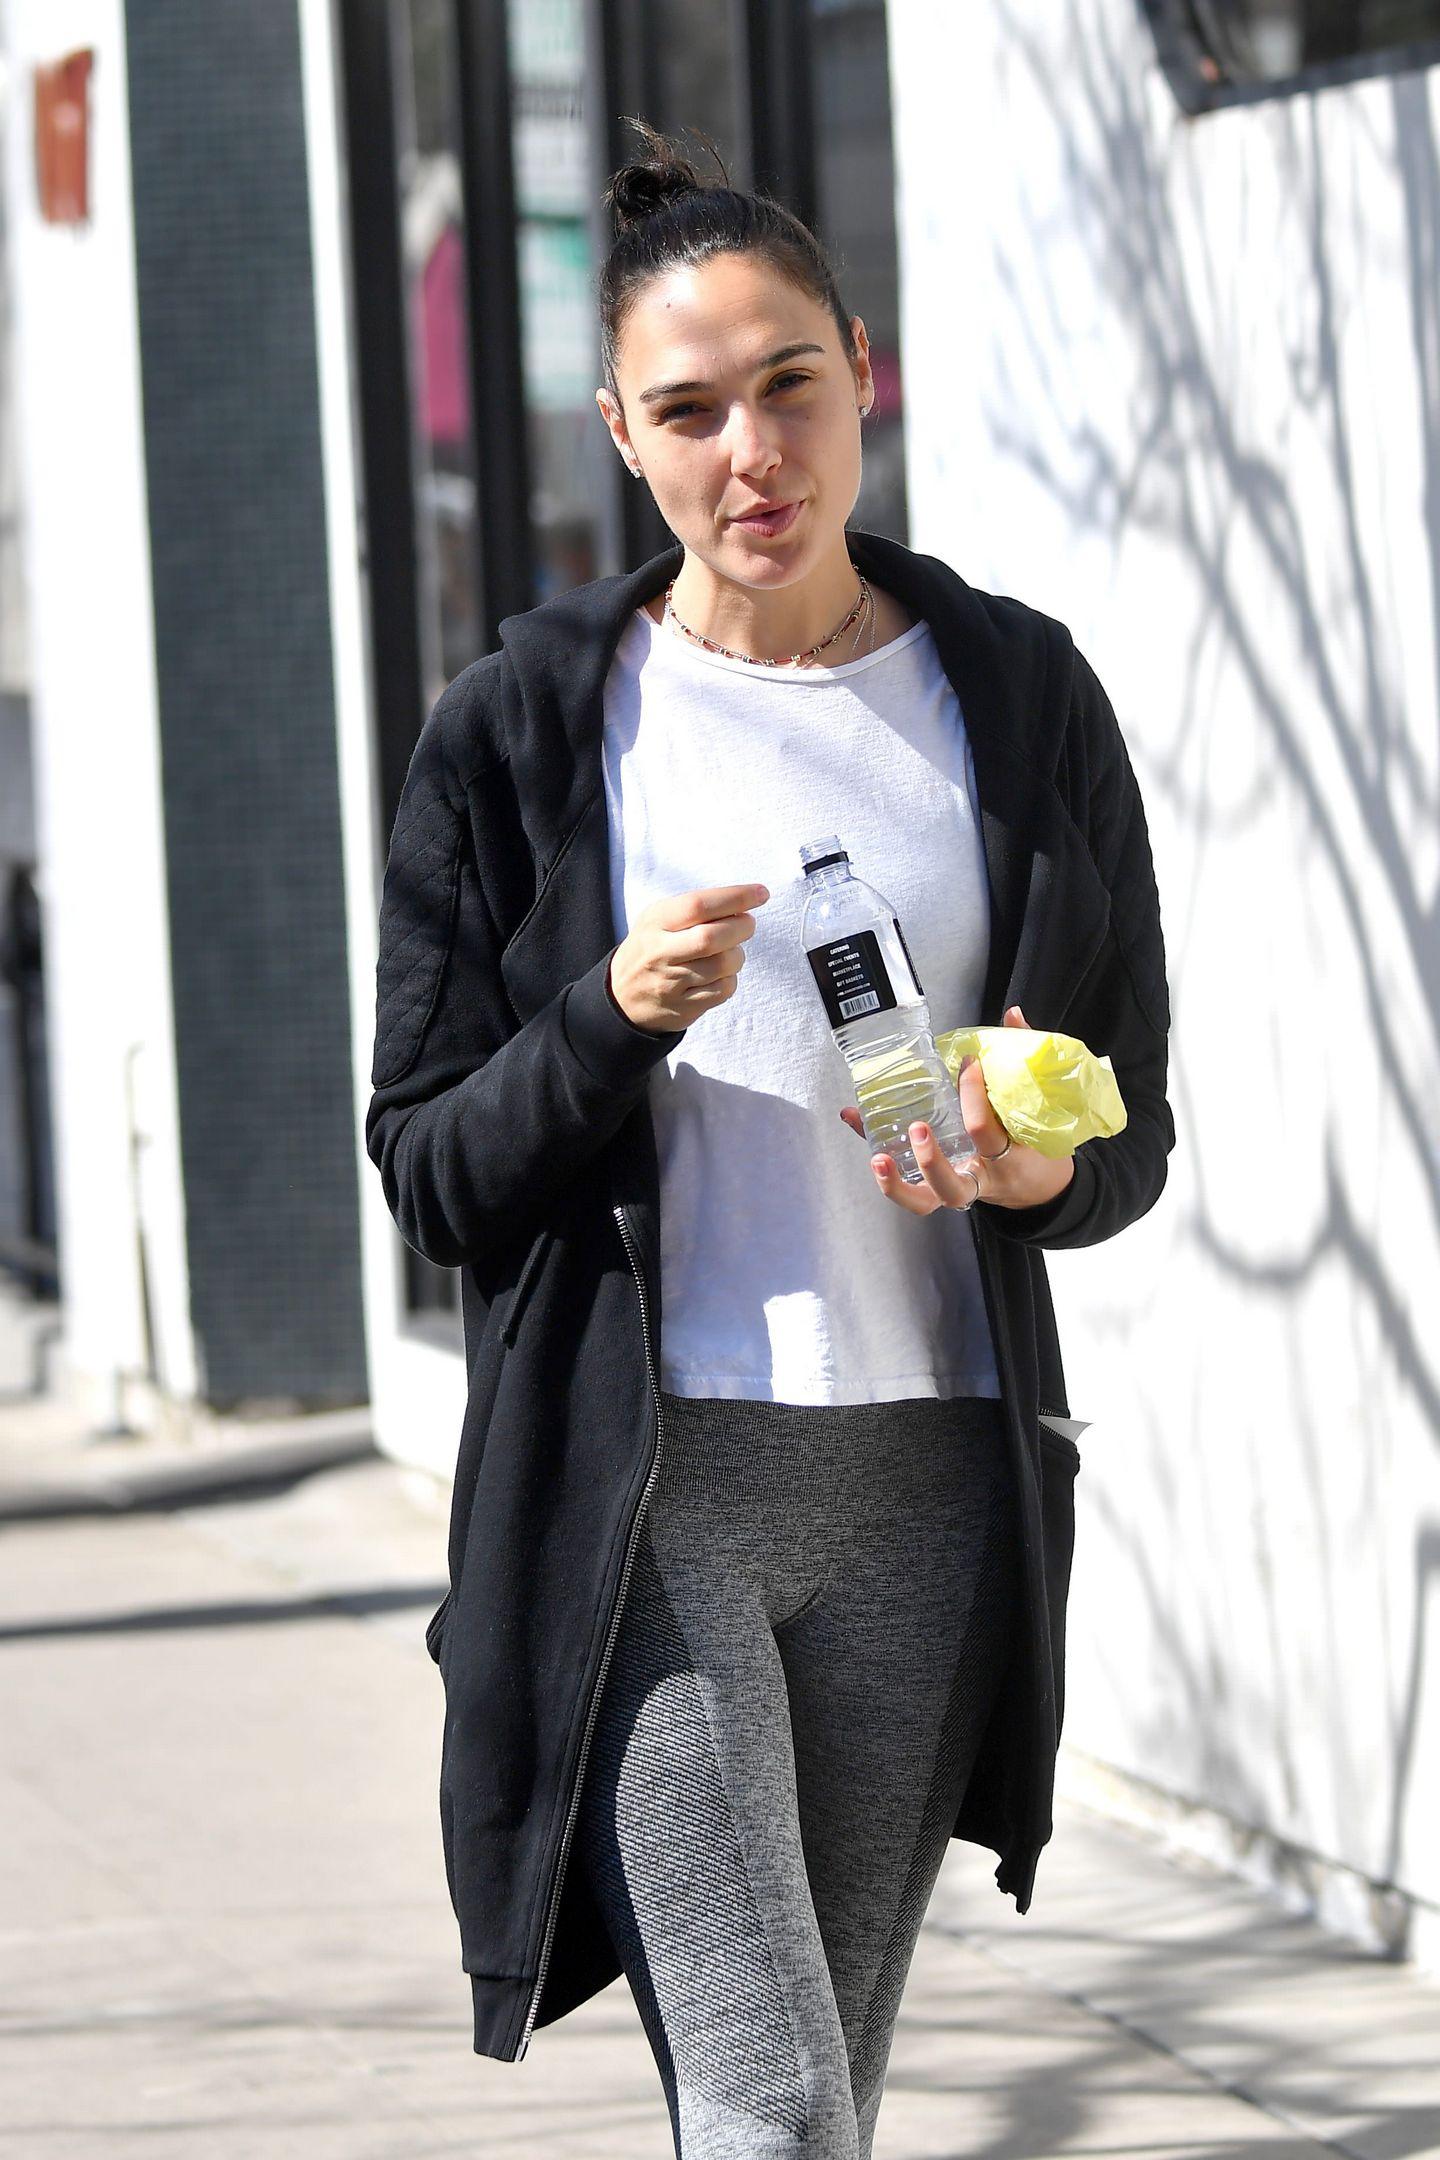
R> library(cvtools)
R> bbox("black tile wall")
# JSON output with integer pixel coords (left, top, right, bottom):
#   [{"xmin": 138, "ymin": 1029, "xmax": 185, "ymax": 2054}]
[{"xmin": 125, "ymin": 0, "xmax": 366, "ymax": 1410}]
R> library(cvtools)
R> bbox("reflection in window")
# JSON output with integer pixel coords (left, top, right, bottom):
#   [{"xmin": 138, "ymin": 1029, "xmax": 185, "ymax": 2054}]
[
  {"xmin": 395, "ymin": 0, "xmax": 483, "ymax": 710},
  {"xmin": 652, "ymin": 0, "xmax": 740, "ymax": 178},
  {"xmin": 391, "ymin": 0, "xmax": 480, "ymax": 1324},
  {"xmin": 1148, "ymin": 0, "xmax": 1440, "ymax": 104},
  {"xmin": 507, "ymin": 0, "xmax": 605, "ymax": 603},
  {"xmin": 810, "ymin": 0, "xmax": 908, "ymax": 542}
]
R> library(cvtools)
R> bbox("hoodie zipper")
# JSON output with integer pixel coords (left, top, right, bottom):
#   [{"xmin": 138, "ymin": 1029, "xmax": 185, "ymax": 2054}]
[{"xmin": 515, "ymin": 1200, "xmax": 664, "ymax": 2060}]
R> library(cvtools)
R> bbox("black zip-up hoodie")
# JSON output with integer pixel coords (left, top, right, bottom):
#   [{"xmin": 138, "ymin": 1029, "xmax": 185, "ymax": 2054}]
[{"xmin": 365, "ymin": 528, "xmax": 1175, "ymax": 2062}]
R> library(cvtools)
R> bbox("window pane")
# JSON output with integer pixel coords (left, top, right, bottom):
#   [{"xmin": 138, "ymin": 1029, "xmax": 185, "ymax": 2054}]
[
  {"xmin": 1160, "ymin": 0, "xmax": 1440, "ymax": 93},
  {"xmin": 507, "ymin": 0, "xmax": 605, "ymax": 603},
  {"xmin": 394, "ymin": 0, "xmax": 483, "ymax": 710},
  {"xmin": 653, "ymin": 0, "xmax": 741, "ymax": 177},
  {"xmin": 390, "ymin": 0, "xmax": 474, "ymax": 1320},
  {"xmin": 810, "ymin": 0, "xmax": 908, "ymax": 542}
]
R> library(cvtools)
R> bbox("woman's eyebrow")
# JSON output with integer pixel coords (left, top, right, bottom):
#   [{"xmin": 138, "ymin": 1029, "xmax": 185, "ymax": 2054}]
[{"xmin": 637, "ymin": 341, "xmax": 826, "ymax": 406}]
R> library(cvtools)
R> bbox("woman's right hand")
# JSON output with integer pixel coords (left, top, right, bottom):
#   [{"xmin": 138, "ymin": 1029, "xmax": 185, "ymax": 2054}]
[{"xmin": 608, "ymin": 882, "xmax": 770, "ymax": 1034}]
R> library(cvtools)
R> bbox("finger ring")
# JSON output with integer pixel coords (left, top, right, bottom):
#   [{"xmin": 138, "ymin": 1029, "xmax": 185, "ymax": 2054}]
[
  {"xmin": 978, "ymin": 1134, "xmax": 1013, "ymax": 1162},
  {"xmin": 953, "ymin": 1163, "xmax": 982, "ymax": 1211}
]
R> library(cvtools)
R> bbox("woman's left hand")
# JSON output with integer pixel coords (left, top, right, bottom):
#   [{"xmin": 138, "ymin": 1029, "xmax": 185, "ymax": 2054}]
[{"xmin": 839, "ymin": 1003, "xmax": 1078, "ymax": 1215}]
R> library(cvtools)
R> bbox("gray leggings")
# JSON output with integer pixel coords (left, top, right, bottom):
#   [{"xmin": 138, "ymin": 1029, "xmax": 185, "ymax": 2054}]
[{"xmin": 574, "ymin": 1386, "xmax": 1021, "ymax": 2160}]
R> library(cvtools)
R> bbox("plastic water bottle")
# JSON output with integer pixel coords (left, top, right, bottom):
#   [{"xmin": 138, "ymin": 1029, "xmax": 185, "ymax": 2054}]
[{"xmin": 799, "ymin": 836, "xmax": 978, "ymax": 1186}]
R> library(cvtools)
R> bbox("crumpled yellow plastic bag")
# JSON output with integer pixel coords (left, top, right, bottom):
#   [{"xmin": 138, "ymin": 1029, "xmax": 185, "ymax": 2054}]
[{"xmin": 933, "ymin": 1025, "xmax": 1127, "ymax": 1160}]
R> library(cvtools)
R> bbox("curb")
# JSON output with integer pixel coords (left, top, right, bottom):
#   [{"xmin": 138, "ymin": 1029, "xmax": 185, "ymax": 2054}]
[{"xmin": 0, "ymin": 1424, "xmax": 380, "ymax": 1522}]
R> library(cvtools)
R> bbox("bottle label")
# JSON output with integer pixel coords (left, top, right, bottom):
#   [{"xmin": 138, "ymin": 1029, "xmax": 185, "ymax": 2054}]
[
  {"xmin": 808, "ymin": 922, "xmax": 920, "ymax": 1027},
  {"xmin": 892, "ymin": 917, "xmax": 923, "ymax": 997}
]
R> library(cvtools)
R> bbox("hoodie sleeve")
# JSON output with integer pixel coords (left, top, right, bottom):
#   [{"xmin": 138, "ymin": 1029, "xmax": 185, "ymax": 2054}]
[
  {"xmin": 364, "ymin": 666, "xmax": 686, "ymax": 1271},
  {"xmin": 982, "ymin": 644, "xmax": 1176, "ymax": 1251}
]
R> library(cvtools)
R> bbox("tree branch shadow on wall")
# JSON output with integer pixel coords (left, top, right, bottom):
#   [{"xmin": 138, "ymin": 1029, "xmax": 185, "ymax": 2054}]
[{"xmin": 983, "ymin": 0, "xmax": 1439, "ymax": 1953}]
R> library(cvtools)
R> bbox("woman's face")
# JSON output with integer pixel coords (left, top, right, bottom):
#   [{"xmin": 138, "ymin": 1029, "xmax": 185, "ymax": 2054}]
[{"xmin": 597, "ymin": 250, "xmax": 872, "ymax": 588}]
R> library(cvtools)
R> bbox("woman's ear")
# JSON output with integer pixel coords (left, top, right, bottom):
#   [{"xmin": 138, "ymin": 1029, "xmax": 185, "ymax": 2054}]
[
  {"xmin": 848, "ymin": 318, "xmax": 875, "ymax": 416},
  {"xmin": 596, "ymin": 387, "xmax": 639, "ymax": 477}
]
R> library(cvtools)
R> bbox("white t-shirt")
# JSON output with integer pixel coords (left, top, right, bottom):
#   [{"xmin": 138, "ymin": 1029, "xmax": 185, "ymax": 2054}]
[{"xmin": 600, "ymin": 600, "xmax": 1002, "ymax": 1406}]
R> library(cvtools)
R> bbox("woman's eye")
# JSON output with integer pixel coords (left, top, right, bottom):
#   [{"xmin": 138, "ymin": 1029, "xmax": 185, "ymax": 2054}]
[{"xmin": 659, "ymin": 373, "xmax": 811, "ymax": 424}]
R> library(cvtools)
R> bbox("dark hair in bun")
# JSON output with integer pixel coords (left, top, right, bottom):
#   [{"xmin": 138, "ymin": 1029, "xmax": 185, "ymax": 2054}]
[
  {"xmin": 598, "ymin": 116, "xmax": 857, "ymax": 403},
  {"xmin": 604, "ymin": 124, "xmax": 714, "ymax": 233}
]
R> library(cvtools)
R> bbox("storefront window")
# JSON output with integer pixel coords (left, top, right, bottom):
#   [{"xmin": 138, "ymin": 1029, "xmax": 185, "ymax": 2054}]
[
  {"xmin": 343, "ymin": 0, "xmax": 910, "ymax": 1325},
  {"xmin": 507, "ymin": 0, "xmax": 605, "ymax": 602},
  {"xmin": 395, "ymin": 0, "xmax": 483, "ymax": 710},
  {"xmin": 809, "ymin": 0, "xmax": 907, "ymax": 543},
  {"xmin": 652, "ymin": 0, "xmax": 740, "ymax": 174}
]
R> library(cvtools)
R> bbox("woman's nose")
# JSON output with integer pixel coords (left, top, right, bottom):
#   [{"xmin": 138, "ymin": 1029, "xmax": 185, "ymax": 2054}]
[{"xmin": 726, "ymin": 406, "xmax": 781, "ymax": 475}]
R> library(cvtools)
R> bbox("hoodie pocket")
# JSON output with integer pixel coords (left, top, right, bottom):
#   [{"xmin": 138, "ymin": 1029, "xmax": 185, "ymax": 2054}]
[
  {"xmin": 1037, "ymin": 1422, "xmax": 1082, "ymax": 1475},
  {"xmin": 499, "ymin": 1226, "xmax": 554, "ymax": 1348}
]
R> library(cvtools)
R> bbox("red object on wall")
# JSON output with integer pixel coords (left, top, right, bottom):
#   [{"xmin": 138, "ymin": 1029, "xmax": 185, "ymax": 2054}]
[{"xmin": 34, "ymin": 49, "xmax": 95, "ymax": 226}]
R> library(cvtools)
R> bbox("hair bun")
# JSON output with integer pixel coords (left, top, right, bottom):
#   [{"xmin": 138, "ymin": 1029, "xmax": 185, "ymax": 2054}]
[
  {"xmin": 605, "ymin": 120, "xmax": 726, "ymax": 234},
  {"xmin": 608, "ymin": 161, "xmax": 701, "ymax": 232}
]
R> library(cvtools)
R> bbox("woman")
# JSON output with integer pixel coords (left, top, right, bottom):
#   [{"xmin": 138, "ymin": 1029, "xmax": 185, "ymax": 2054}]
[{"xmin": 366, "ymin": 121, "xmax": 1175, "ymax": 2158}]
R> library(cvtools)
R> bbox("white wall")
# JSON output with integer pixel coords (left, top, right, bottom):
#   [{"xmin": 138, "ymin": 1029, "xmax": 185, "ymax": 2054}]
[
  {"xmin": 2, "ymin": 0, "xmax": 195, "ymax": 1426},
  {"xmin": 890, "ymin": 0, "xmax": 1440, "ymax": 1951}
]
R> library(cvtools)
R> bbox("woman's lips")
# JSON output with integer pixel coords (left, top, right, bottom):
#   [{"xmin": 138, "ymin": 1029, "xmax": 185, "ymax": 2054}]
[{"xmin": 730, "ymin": 498, "xmax": 802, "ymax": 537}]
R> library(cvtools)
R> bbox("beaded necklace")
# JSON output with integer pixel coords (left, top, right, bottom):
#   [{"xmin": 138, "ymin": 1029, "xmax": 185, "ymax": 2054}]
[{"xmin": 662, "ymin": 573, "xmax": 875, "ymax": 669}]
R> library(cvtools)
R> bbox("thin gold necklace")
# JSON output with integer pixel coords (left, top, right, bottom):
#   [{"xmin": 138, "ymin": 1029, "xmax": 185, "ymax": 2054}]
[{"xmin": 662, "ymin": 574, "xmax": 872, "ymax": 668}]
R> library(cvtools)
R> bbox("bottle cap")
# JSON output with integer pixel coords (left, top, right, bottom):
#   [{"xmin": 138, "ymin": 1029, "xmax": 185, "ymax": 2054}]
[{"xmin": 799, "ymin": 835, "xmax": 848, "ymax": 876}]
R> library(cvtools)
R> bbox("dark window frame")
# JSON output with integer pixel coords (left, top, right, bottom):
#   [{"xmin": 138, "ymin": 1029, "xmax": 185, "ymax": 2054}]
[{"xmin": 1142, "ymin": 0, "xmax": 1440, "ymax": 113}]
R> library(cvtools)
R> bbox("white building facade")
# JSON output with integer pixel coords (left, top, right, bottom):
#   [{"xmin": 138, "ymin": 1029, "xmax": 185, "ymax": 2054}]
[{"xmin": 887, "ymin": 0, "xmax": 1440, "ymax": 1962}]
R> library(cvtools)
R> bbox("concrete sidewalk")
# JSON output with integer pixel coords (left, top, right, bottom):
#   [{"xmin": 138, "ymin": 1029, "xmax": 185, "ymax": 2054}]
[{"xmin": 2, "ymin": 1293, "xmax": 1438, "ymax": 2157}]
